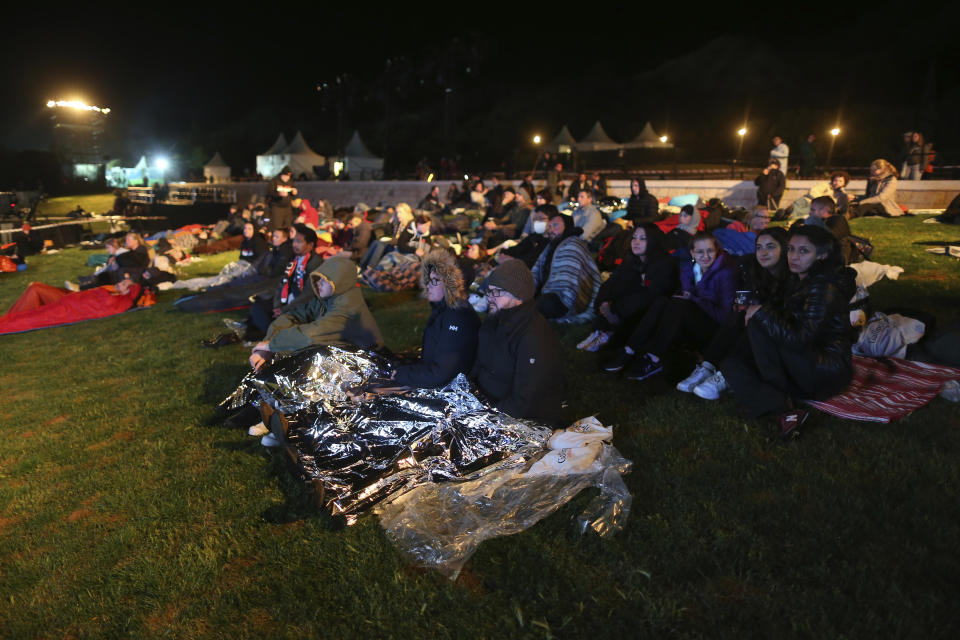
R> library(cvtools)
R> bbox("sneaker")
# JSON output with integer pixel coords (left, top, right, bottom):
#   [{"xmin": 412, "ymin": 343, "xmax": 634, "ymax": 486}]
[
  {"xmin": 676, "ymin": 363, "xmax": 714, "ymax": 393},
  {"xmin": 587, "ymin": 331, "xmax": 611, "ymax": 352},
  {"xmin": 693, "ymin": 371, "xmax": 728, "ymax": 400},
  {"xmin": 625, "ymin": 354, "xmax": 663, "ymax": 381},
  {"xmin": 247, "ymin": 422, "xmax": 269, "ymax": 436},
  {"xmin": 577, "ymin": 330, "xmax": 601, "ymax": 351},
  {"xmin": 603, "ymin": 349, "xmax": 634, "ymax": 373},
  {"xmin": 778, "ymin": 409, "xmax": 809, "ymax": 440},
  {"xmin": 261, "ymin": 432, "xmax": 283, "ymax": 447},
  {"xmin": 200, "ymin": 333, "xmax": 241, "ymax": 348},
  {"xmin": 64, "ymin": 280, "xmax": 80, "ymax": 292},
  {"xmin": 222, "ymin": 318, "xmax": 247, "ymax": 335}
]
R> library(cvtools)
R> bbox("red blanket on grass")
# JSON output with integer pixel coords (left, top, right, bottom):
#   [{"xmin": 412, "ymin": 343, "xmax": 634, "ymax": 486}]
[
  {"xmin": 0, "ymin": 282, "xmax": 145, "ymax": 335},
  {"xmin": 807, "ymin": 355, "xmax": 960, "ymax": 423}
]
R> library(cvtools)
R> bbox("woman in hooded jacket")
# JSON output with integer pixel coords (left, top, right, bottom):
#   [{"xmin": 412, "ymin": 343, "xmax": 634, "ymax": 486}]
[
  {"xmin": 719, "ymin": 225, "xmax": 856, "ymax": 437},
  {"xmin": 577, "ymin": 223, "xmax": 678, "ymax": 352},
  {"xmin": 625, "ymin": 177, "xmax": 661, "ymax": 224},
  {"xmin": 390, "ymin": 249, "xmax": 481, "ymax": 389},
  {"xmin": 603, "ymin": 231, "xmax": 737, "ymax": 381}
]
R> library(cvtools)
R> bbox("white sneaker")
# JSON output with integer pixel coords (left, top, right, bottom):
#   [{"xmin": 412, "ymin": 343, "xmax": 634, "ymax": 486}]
[
  {"xmin": 676, "ymin": 363, "xmax": 714, "ymax": 393},
  {"xmin": 693, "ymin": 371, "xmax": 728, "ymax": 400},
  {"xmin": 260, "ymin": 432, "xmax": 283, "ymax": 447},
  {"xmin": 586, "ymin": 331, "xmax": 611, "ymax": 352},
  {"xmin": 247, "ymin": 422, "xmax": 269, "ymax": 436},
  {"xmin": 64, "ymin": 280, "xmax": 80, "ymax": 292},
  {"xmin": 577, "ymin": 330, "xmax": 601, "ymax": 351}
]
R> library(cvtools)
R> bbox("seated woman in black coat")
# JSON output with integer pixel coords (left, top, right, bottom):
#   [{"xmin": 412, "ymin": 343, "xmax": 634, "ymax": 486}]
[
  {"xmin": 577, "ymin": 223, "xmax": 677, "ymax": 351},
  {"xmin": 719, "ymin": 225, "xmax": 856, "ymax": 438},
  {"xmin": 389, "ymin": 249, "xmax": 481, "ymax": 389},
  {"xmin": 624, "ymin": 177, "xmax": 661, "ymax": 224}
]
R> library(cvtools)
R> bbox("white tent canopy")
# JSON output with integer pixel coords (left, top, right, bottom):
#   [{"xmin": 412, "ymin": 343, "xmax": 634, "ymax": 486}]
[
  {"xmin": 575, "ymin": 121, "xmax": 619, "ymax": 152},
  {"xmin": 623, "ymin": 122, "xmax": 674, "ymax": 149},
  {"xmin": 546, "ymin": 125, "xmax": 577, "ymax": 153},
  {"xmin": 341, "ymin": 130, "xmax": 383, "ymax": 179},
  {"xmin": 256, "ymin": 131, "xmax": 326, "ymax": 179},
  {"xmin": 263, "ymin": 133, "xmax": 288, "ymax": 155},
  {"xmin": 203, "ymin": 152, "xmax": 231, "ymax": 183}
]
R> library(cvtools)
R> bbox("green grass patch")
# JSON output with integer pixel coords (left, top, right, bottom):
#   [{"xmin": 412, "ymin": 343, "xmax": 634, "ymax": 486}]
[
  {"xmin": 34, "ymin": 193, "xmax": 116, "ymax": 218},
  {"xmin": 0, "ymin": 216, "xmax": 959, "ymax": 637}
]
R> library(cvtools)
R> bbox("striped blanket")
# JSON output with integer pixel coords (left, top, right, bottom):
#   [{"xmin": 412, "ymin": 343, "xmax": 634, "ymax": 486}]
[{"xmin": 807, "ymin": 356, "xmax": 960, "ymax": 423}]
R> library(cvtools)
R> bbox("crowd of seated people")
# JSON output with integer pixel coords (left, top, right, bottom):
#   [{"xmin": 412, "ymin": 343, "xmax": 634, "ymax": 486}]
[{"xmin": 9, "ymin": 160, "xmax": 927, "ymax": 444}]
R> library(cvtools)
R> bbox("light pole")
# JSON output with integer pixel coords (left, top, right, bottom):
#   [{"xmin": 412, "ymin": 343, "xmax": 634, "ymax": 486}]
[{"xmin": 827, "ymin": 127, "xmax": 840, "ymax": 172}]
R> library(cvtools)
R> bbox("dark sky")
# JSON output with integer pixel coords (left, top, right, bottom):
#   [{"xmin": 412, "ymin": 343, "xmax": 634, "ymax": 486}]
[{"xmin": 2, "ymin": 4, "xmax": 956, "ymax": 169}]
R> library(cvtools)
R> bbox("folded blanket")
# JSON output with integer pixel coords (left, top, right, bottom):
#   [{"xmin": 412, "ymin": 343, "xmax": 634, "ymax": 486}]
[{"xmin": 807, "ymin": 355, "xmax": 960, "ymax": 423}]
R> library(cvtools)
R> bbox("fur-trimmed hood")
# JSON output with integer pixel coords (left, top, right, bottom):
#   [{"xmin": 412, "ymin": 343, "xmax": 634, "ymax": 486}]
[{"xmin": 420, "ymin": 249, "xmax": 468, "ymax": 308}]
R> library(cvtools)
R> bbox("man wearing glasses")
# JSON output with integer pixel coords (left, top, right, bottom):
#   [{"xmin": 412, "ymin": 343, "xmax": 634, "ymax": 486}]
[{"xmin": 471, "ymin": 260, "xmax": 565, "ymax": 426}]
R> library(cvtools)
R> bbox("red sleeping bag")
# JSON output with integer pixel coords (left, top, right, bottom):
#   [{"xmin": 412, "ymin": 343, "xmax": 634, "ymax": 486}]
[{"xmin": 0, "ymin": 282, "xmax": 142, "ymax": 335}]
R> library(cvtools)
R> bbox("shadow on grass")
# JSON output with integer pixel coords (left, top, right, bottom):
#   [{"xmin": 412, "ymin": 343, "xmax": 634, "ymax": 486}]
[
  {"xmin": 199, "ymin": 362, "xmax": 250, "ymax": 406},
  {"xmin": 260, "ymin": 451, "xmax": 345, "ymax": 531}
]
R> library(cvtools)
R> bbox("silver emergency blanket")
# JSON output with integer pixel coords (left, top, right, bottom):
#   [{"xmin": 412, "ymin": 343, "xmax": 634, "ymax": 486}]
[{"xmin": 222, "ymin": 346, "xmax": 632, "ymax": 575}]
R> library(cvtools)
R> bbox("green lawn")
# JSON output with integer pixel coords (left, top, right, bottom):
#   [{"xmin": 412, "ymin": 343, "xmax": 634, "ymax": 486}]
[
  {"xmin": 34, "ymin": 193, "xmax": 116, "ymax": 218},
  {"xmin": 1, "ymin": 215, "xmax": 959, "ymax": 638}
]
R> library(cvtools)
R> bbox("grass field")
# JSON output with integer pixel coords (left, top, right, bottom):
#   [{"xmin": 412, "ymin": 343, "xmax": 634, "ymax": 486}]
[{"xmin": 1, "ymin": 214, "xmax": 959, "ymax": 638}]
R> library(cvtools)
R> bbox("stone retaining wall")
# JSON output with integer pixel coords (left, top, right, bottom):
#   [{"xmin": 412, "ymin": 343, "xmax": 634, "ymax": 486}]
[{"xmin": 179, "ymin": 179, "xmax": 960, "ymax": 212}]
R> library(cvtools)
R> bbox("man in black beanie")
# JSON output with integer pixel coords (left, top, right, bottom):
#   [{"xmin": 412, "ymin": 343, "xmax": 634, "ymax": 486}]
[{"xmin": 470, "ymin": 260, "xmax": 565, "ymax": 425}]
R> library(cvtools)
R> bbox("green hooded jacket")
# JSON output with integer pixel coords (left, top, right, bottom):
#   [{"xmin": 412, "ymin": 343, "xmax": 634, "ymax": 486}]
[{"xmin": 265, "ymin": 257, "xmax": 384, "ymax": 352}]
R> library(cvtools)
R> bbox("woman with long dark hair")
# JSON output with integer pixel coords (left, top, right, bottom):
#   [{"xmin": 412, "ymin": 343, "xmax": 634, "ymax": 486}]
[{"xmin": 719, "ymin": 225, "xmax": 856, "ymax": 437}]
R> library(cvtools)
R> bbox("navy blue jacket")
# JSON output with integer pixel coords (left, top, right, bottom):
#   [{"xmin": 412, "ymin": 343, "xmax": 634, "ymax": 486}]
[{"xmin": 393, "ymin": 301, "xmax": 480, "ymax": 389}]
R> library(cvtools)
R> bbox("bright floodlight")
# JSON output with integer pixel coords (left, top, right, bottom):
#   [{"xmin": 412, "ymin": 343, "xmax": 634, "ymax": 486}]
[
  {"xmin": 533, "ymin": 134, "xmax": 541, "ymax": 144},
  {"xmin": 155, "ymin": 157, "xmax": 169, "ymax": 171},
  {"xmin": 659, "ymin": 135, "xmax": 668, "ymax": 143},
  {"xmin": 830, "ymin": 127, "xmax": 840, "ymax": 136},
  {"xmin": 46, "ymin": 99, "xmax": 110, "ymax": 114},
  {"xmin": 737, "ymin": 127, "xmax": 747, "ymax": 137}
]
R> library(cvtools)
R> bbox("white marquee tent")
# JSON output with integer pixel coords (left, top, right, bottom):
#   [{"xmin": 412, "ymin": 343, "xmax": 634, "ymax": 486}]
[
  {"xmin": 256, "ymin": 131, "xmax": 326, "ymax": 179},
  {"xmin": 203, "ymin": 152, "xmax": 231, "ymax": 183},
  {"xmin": 341, "ymin": 130, "xmax": 383, "ymax": 179}
]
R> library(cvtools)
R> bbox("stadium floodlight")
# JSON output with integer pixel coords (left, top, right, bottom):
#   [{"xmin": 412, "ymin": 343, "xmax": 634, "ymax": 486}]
[
  {"xmin": 155, "ymin": 157, "xmax": 169, "ymax": 171},
  {"xmin": 46, "ymin": 99, "xmax": 111, "ymax": 114}
]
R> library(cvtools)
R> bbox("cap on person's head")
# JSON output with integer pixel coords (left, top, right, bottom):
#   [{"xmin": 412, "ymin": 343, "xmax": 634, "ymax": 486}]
[
  {"xmin": 280, "ymin": 166, "xmax": 292, "ymax": 176},
  {"xmin": 486, "ymin": 260, "xmax": 535, "ymax": 303},
  {"xmin": 293, "ymin": 223, "xmax": 317, "ymax": 245}
]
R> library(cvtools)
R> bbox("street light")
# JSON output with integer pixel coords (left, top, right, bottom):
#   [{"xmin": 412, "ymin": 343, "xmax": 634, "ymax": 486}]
[
  {"xmin": 659, "ymin": 135, "xmax": 668, "ymax": 143},
  {"xmin": 826, "ymin": 127, "xmax": 840, "ymax": 172},
  {"xmin": 530, "ymin": 133, "xmax": 543, "ymax": 176},
  {"xmin": 733, "ymin": 127, "xmax": 747, "ymax": 178}
]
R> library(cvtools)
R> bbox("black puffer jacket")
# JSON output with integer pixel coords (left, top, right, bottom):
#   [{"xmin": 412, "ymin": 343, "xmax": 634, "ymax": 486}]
[
  {"xmin": 471, "ymin": 300, "xmax": 565, "ymax": 426},
  {"xmin": 625, "ymin": 193, "xmax": 660, "ymax": 224},
  {"xmin": 750, "ymin": 266, "xmax": 856, "ymax": 396},
  {"xmin": 393, "ymin": 302, "xmax": 480, "ymax": 389}
]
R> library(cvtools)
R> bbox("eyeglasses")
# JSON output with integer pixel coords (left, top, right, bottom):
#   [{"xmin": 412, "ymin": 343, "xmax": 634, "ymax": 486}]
[{"xmin": 487, "ymin": 286, "xmax": 505, "ymax": 298}]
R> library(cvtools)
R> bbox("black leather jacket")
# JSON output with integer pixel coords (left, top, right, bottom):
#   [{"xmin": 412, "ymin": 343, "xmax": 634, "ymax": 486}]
[{"xmin": 751, "ymin": 266, "xmax": 856, "ymax": 394}]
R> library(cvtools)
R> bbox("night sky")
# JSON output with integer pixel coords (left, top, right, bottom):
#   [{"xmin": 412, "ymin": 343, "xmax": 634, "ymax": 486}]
[{"xmin": 2, "ymin": 4, "xmax": 957, "ymax": 174}]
